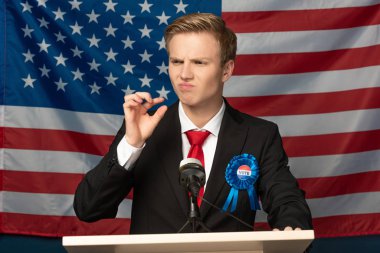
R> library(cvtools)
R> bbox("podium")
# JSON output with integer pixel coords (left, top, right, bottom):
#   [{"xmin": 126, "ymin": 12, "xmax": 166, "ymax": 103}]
[{"xmin": 63, "ymin": 230, "xmax": 314, "ymax": 253}]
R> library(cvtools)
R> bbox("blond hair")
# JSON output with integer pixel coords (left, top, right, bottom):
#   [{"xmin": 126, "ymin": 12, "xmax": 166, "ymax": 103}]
[{"xmin": 164, "ymin": 13, "xmax": 237, "ymax": 66}]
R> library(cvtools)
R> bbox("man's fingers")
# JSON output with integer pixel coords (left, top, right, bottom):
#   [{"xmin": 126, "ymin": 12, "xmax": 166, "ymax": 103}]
[
  {"xmin": 151, "ymin": 105, "xmax": 168, "ymax": 124},
  {"xmin": 273, "ymin": 226, "xmax": 302, "ymax": 231}
]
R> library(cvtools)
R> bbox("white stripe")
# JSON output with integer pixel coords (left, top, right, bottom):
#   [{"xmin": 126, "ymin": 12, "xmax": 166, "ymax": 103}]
[
  {"xmin": 2, "ymin": 105, "xmax": 123, "ymax": 135},
  {"xmin": 222, "ymin": 0, "xmax": 380, "ymax": 12},
  {"xmin": 224, "ymin": 65, "xmax": 380, "ymax": 97},
  {"xmin": 237, "ymin": 25, "xmax": 380, "ymax": 54},
  {"xmin": 264, "ymin": 108, "xmax": 380, "ymax": 137},
  {"xmin": 3, "ymin": 149, "xmax": 102, "ymax": 173},
  {"xmin": 289, "ymin": 150, "xmax": 380, "ymax": 179},
  {"xmin": 1, "ymin": 191, "xmax": 132, "ymax": 218},
  {"xmin": 2, "ymin": 191, "xmax": 378, "ymax": 222},
  {"xmin": 255, "ymin": 191, "xmax": 380, "ymax": 222},
  {"xmin": 3, "ymin": 148, "xmax": 379, "ymax": 185},
  {"xmin": 308, "ymin": 192, "xmax": 380, "ymax": 218}
]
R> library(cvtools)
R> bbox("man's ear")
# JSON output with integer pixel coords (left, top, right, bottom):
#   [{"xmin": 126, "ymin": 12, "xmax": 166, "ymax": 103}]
[{"xmin": 222, "ymin": 60, "xmax": 235, "ymax": 82}]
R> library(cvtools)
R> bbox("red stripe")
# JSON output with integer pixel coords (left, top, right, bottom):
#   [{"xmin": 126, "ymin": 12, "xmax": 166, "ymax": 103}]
[
  {"xmin": 0, "ymin": 212, "xmax": 130, "ymax": 237},
  {"xmin": 223, "ymin": 4, "xmax": 380, "ymax": 33},
  {"xmin": 283, "ymin": 129, "xmax": 380, "ymax": 157},
  {"xmin": 254, "ymin": 213, "xmax": 380, "ymax": 238},
  {"xmin": 226, "ymin": 87, "xmax": 380, "ymax": 116},
  {"xmin": 2, "ymin": 127, "xmax": 114, "ymax": 156},
  {"xmin": 2, "ymin": 170, "xmax": 134, "ymax": 199},
  {"xmin": 298, "ymin": 171, "xmax": 380, "ymax": 199},
  {"xmin": 312, "ymin": 213, "xmax": 380, "ymax": 238},
  {"xmin": 234, "ymin": 45, "xmax": 380, "ymax": 75},
  {"xmin": 2, "ymin": 212, "xmax": 379, "ymax": 238}
]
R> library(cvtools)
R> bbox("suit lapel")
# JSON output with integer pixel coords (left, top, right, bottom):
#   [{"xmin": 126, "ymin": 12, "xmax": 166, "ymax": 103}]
[
  {"xmin": 201, "ymin": 103, "xmax": 248, "ymax": 217},
  {"xmin": 156, "ymin": 103, "xmax": 189, "ymax": 217}
]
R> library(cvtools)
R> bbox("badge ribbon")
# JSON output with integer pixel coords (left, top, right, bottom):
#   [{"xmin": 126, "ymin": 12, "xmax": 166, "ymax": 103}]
[{"xmin": 222, "ymin": 153, "xmax": 260, "ymax": 212}]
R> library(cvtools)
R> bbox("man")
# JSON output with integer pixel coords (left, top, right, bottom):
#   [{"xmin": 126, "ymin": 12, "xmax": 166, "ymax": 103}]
[{"xmin": 74, "ymin": 13, "xmax": 312, "ymax": 234}]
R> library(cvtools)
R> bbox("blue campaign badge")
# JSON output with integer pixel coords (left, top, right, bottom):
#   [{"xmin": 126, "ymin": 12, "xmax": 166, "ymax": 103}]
[{"xmin": 222, "ymin": 154, "xmax": 260, "ymax": 213}]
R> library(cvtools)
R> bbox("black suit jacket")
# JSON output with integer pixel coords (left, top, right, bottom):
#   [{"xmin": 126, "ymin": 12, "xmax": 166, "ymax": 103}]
[{"xmin": 74, "ymin": 101, "xmax": 312, "ymax": 233}]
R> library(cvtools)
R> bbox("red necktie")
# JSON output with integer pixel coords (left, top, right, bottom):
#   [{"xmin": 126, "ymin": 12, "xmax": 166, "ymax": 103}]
[{"xmin": 185, "ymin": 130, "xmax": 211, "ymax": 206}]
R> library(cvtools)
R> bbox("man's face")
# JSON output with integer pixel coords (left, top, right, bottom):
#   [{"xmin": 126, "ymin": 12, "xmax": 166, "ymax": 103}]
[{"xmin": 168, "ymin": 32, "xmax": 233, "ymax": 110}]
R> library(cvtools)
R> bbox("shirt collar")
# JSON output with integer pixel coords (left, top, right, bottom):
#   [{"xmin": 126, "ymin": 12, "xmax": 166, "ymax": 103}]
[{"xmin": 179, "ymin": 100, "xmax": 225, "ymax": 137}]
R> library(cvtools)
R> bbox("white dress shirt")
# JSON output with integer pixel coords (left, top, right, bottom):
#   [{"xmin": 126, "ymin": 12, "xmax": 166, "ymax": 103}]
[{"xmin": 116, "ymin": 101, "xmax": 225, "ymax": 189}]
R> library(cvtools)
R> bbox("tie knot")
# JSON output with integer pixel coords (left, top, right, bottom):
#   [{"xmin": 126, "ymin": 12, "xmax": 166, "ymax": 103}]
[{"xmin": 185, "ymin": 130, "xmax": 211, "ymax": 146}]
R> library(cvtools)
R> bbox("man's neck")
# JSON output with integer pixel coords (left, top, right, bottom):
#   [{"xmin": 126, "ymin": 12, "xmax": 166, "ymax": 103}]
[{"xmin": 181, "ymin": 98, "xmax": 224, "ymax": 128}]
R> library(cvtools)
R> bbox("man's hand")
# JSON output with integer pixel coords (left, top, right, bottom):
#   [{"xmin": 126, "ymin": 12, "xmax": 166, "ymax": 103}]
[
  {"xmin": 123, "ymin": 92, "xmax": 168, "ymax": 148},
  {"xmin": 273, "ymin": 226, "xmax": 302, "ymax": 231}
]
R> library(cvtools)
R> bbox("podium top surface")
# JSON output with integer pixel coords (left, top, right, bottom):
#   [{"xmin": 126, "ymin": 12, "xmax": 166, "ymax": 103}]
[{"xmin": 63, "ymin": 230, "xmax": 314, "ymax": 253}]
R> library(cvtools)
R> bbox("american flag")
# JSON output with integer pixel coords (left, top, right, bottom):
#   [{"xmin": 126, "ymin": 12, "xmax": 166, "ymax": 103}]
[{"xmin": 0, "ymin": 0, "xmax": 379, "ymax": 238}]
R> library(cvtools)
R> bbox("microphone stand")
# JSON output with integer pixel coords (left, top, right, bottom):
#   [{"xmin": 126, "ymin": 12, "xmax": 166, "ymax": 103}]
[
  {"xmin": 177, "ymin": 193, "xmax": 211, "ymax": 233},
  {"xmin": 177, "ymin": 158, "xmax": 211, "ymax": 233}
]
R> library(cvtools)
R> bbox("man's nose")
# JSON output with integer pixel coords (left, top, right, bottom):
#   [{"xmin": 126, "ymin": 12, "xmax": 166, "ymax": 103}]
[{"xmin": 180, "ymin": 62, "xmax": 193, "ymax": 80}]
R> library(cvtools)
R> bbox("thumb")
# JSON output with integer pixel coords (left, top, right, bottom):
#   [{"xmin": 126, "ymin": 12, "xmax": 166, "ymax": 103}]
[{"xmin": 151, "ymin": 105, "xmax": 168, "ymax": 126}]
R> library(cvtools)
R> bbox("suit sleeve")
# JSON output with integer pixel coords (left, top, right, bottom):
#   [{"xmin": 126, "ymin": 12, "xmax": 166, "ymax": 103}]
[
  {"xmin": 257, "ymin": 124, "xmax": 313, "ymax": 229},
  {"xmin": 73, "ymin": 121, "xmax": 134, "ymax": 222}
]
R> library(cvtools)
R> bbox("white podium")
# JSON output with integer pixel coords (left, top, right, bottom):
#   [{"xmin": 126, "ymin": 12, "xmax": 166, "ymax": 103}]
[{"xmin": 63, "ymin": 230, "xmax": 314, "ymax": 253}]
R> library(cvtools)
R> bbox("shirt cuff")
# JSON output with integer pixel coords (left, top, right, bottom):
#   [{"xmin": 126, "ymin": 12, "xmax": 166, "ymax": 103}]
[{"xmin": 116, "ymin": 137, "xmax": 144, "ymax": 170}]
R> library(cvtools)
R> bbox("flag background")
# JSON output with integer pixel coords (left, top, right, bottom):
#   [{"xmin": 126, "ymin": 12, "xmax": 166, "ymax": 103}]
[{"xmin": 1, "ymin": 0, "xmax": 380, "ymax": 242}]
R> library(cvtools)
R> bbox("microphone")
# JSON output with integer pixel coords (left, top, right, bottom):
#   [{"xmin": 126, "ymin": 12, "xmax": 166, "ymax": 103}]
[
  {"xmin": 178, "ymin": 158, "xmax": 254, "ymax": 231},
  {"xmin": 179, "ymin": 158, "xmax": 205, "ymax": 198}
]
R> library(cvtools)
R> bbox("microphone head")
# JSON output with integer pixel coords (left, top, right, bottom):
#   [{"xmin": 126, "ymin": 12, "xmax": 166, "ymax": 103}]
[
  {"xmin": 179, "ymin": 158, "xmax": 202, "ymax": 168},
  {"xmin": 178, "ymin": 158, "xmax": 206, "ymax": 192}
]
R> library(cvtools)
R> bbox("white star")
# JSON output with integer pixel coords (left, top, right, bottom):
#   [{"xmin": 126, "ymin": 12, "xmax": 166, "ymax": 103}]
[
  {"xmin": 36, "ymin": 0, "xmax": 48, "ymax": 7},
  {"xmin": 72, "ymin": 68, "xmax": 84, "ymax": 81},
  {"xmin": 105, "ymin": 73, "xmax": 118, "ymax": 86},
  {"xmin": 139, "ymin": 50, "xmax": 153, "ymax": 63},
  {"xmin": 156, "ymin": 86, "xmax": 170, "ymax": 99},
  {"xmin": 23, "ymin": 49, "xmax": 35, "ymax": 63},
  {"xmin": 174, "ymin": 0, "xmax": 188, "ymax": 14},
  {"xmin": 22, "ymin": 74, "xmax": 36, "ymax": 88},
  {"xmin": 156, "ymin": 11, "xmax": 170, "ymax": 25},
  {"xmin": 55, "ymin": 31, "xmax": 66, "ymax": 43},
  {"xmin": 139, "ymin": 0, "xmax": 153, "ymax": 13},
  {"xmin": 88, "ymin": 59, "xmax": 101, "ymax": 71},
  {"xmin": 22, "ymin": 24, "xmax": 34, "ymax": 38},
  {"xmin": 39, "ymin": 64, "xmax": 51, "ymax": 78},
  {"xmin": 104, "ymin": 0, "xmax": 117, "ymax": 12},
  {"xmin": 122, "ymin": 36, "xmax": 135, "ymax": 49},
  {"xmin": 20, "ymin": 1, "xmax": 33, "ymax": 13},
  {"xmin": 53, "ymin": 8, "xmax": 66, "ymax": 21},
  {"xmin": 69, "ymin": 0, "xmax": 82, "ymax": 10},
  {"xmin": 104, "ymin": 23, "xmax": 118, "ymax": 37},
  {"xmin": 87, "ymin": 34, "xmax": 101, "ymax": 48},
  {"xmin": 139, "ymin": 74, "xmax": 152, "ymax": 87},
  {"xmin": 157, "ymin": 37, "xmax": 166, "ymax": 50},
  {"xmin": 70, "ymin": 21, "xmax": 83, "ymax": 35},
  {"xmin": 122, "ymin": 60, "xmax": 135, "ymax": 74},
  {"xmin": 55, "ymin": 78, "xmax": 68, "ymax": 91},
  {"xmin": 54, "ymin": 53, "xmax": 68, "ymax": 66},
  {"xmin": 104, "ymin": 48, "xmax": 118, "ymax": 62},
  {"xmin": 139, "ymin": 24, "xmax": 152, "ymax": 39},
  {"xmin": 38, "ymin": 17, "xmax": 49, "ymax": 29},
  {"xmin": 156, "ymin": 62, "xmax": 168, "ymax": 75},
  {"xmin": 121, "ymin": 11, "xmax": 135, "ymax": 25},
  {"xmin": 87, "ymin": 10, "xmax": 100, "ymax": 23},
  {"xmin": 71, "ymin": 46, "xmax": 83, "ymax": 58},
  {"xmin": 89, "ymin": 82, "xmax": 101, "ymax": 94},
  {"xmin": 37, "ymin": 39, "xmax": 51, "ymax": 53},
  {"xmin": 122, "ymin": 85, "xmax": 135, "ymax": 95}
]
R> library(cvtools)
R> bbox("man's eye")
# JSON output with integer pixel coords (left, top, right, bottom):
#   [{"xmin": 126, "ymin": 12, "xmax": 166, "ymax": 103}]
[{"xmin": 171, "ymin": 60, "xmax": 182, "ymax": 65}]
